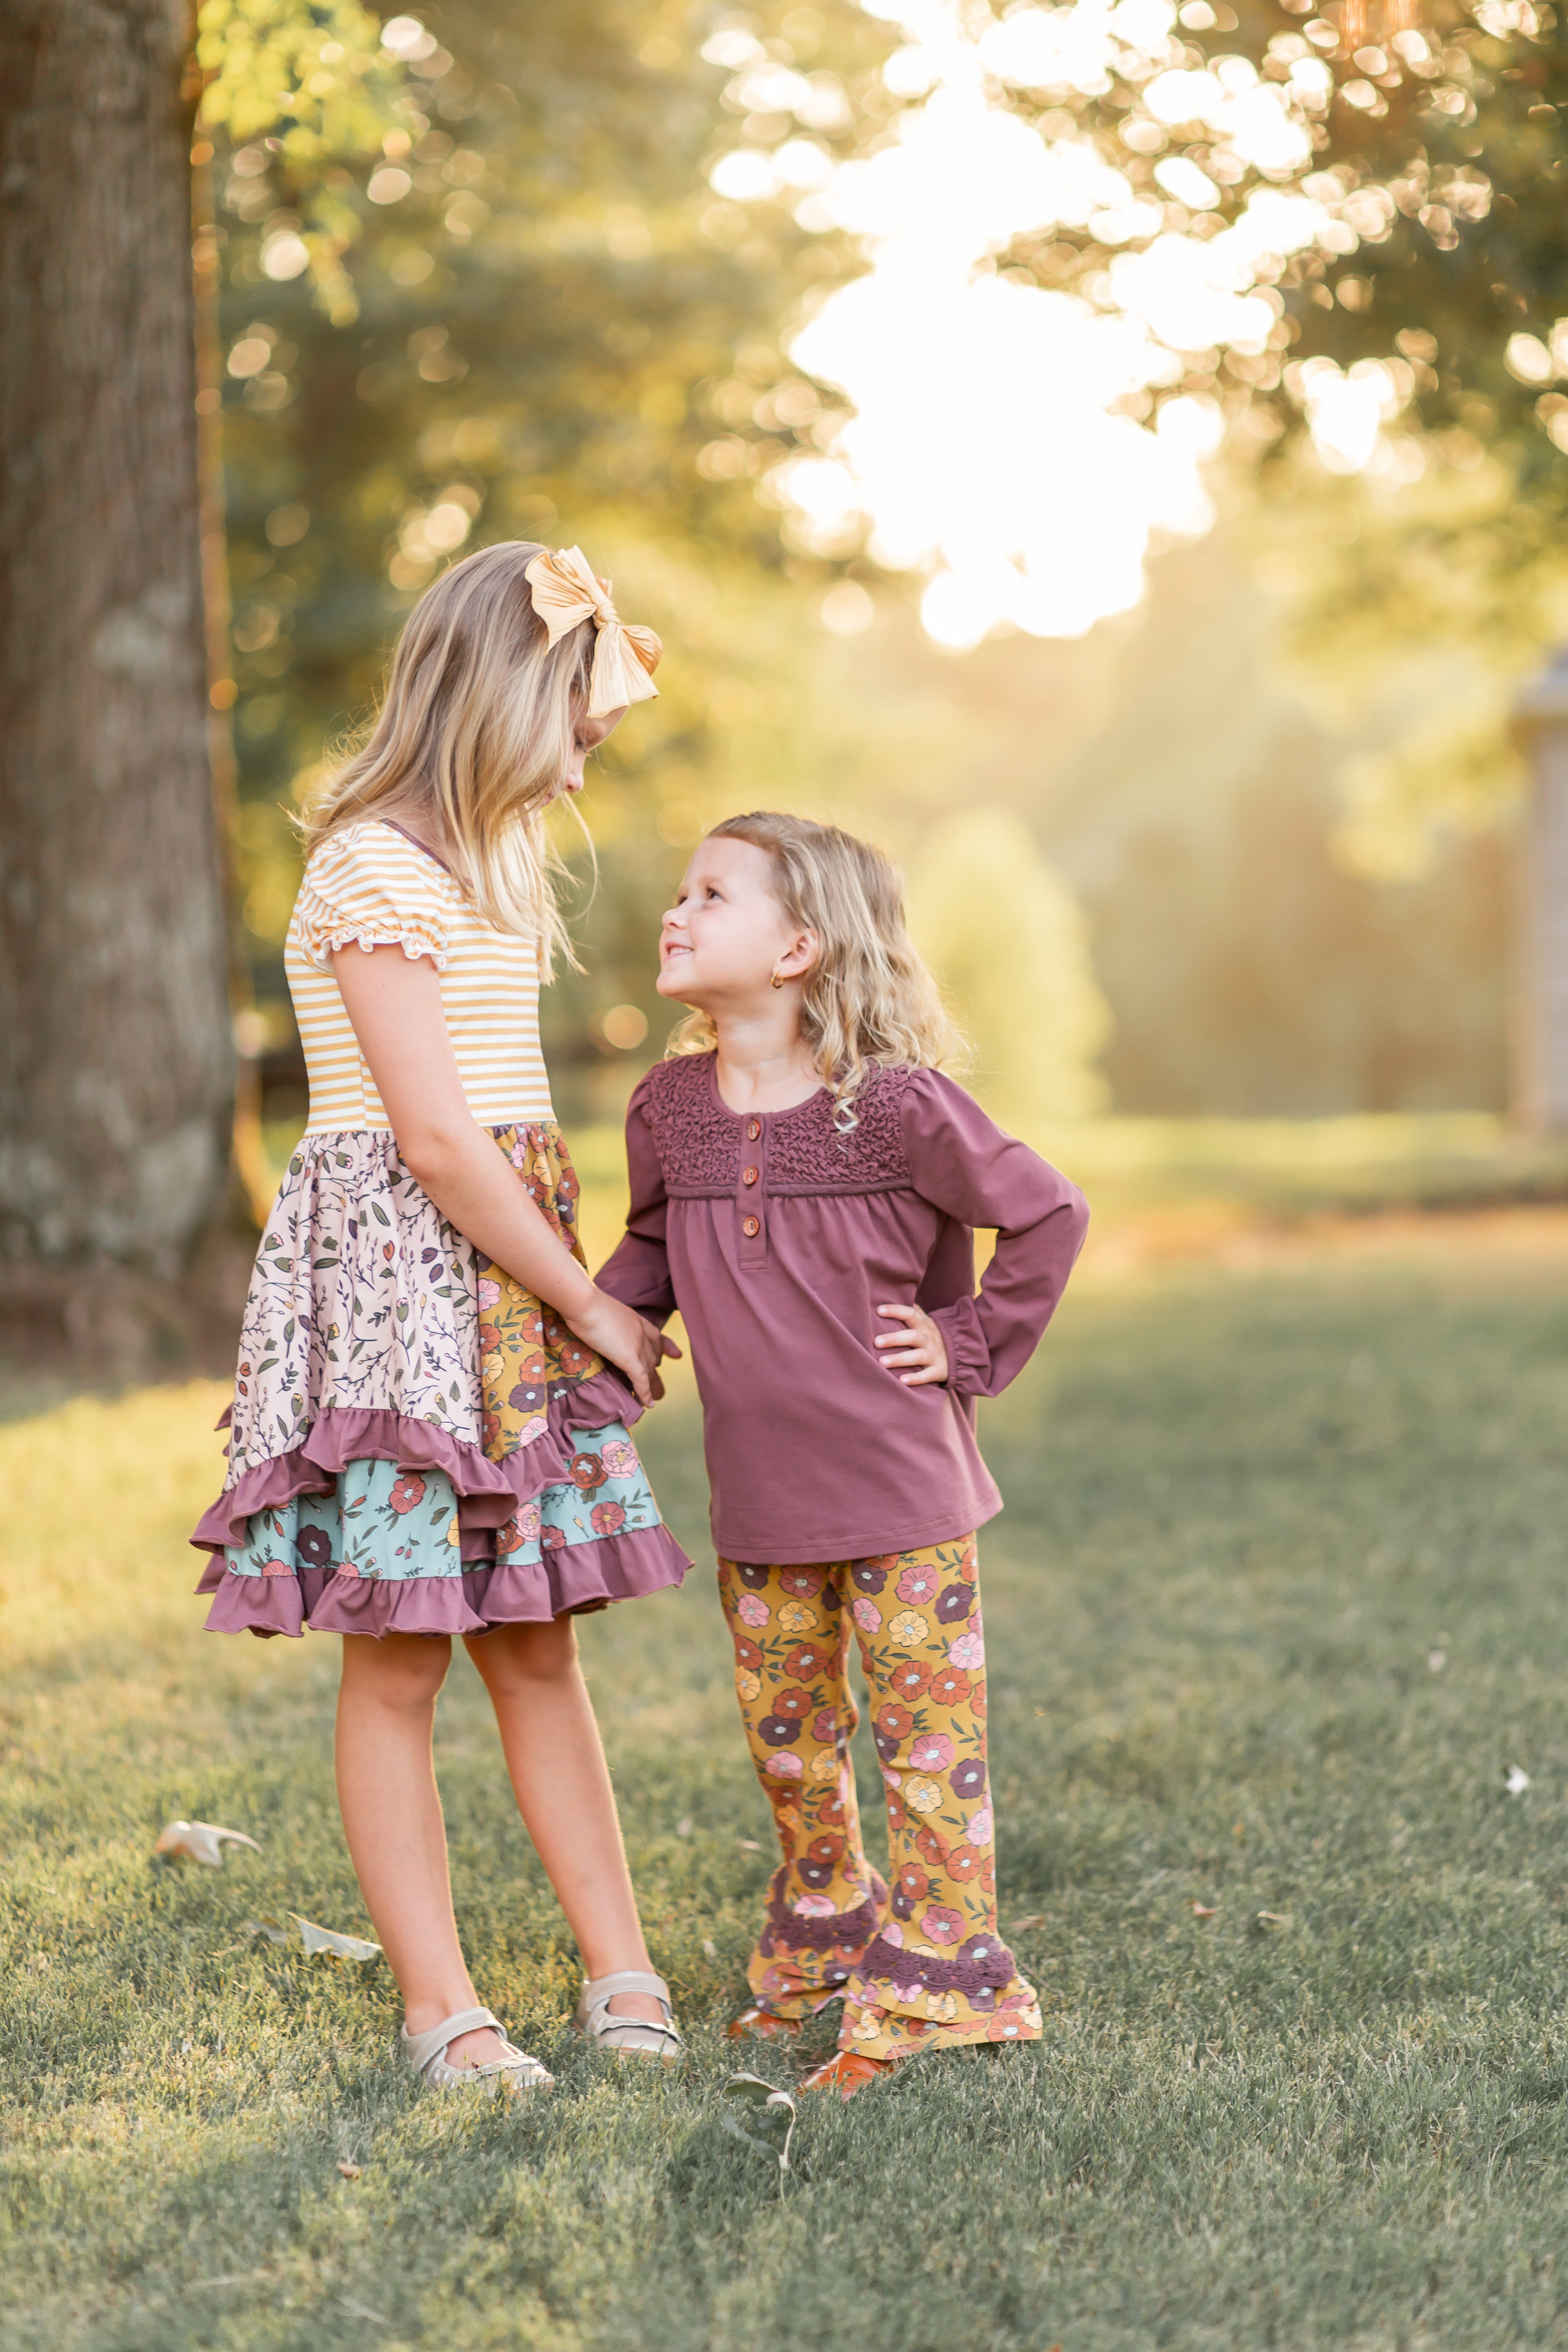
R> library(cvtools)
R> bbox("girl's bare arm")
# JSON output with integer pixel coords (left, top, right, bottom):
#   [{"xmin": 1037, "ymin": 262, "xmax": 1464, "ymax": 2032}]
[{"xmin": 331, "ymin": 945, "xmax": 676, "ymax": 1405}]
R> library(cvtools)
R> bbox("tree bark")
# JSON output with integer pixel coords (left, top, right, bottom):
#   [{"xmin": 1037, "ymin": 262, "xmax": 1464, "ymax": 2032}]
[{"xmin": 0, "ymin": 0, "xmax": 232, "ymax": 1281}]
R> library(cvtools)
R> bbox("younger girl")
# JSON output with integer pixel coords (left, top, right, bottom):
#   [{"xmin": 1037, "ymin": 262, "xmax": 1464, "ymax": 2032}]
[
  {"xmin": 597, "ymin": 812, "xmax": 1089, "ymax": 2095},
  {"xmin": 193, "ymin": 543, "xmax": 689, "ymax": 2092}
]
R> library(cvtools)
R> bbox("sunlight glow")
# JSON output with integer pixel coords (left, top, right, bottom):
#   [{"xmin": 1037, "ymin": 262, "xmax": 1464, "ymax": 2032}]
[{"xmin": 740, "ymin": 0, "xmax": 1409, "ymax": 644}]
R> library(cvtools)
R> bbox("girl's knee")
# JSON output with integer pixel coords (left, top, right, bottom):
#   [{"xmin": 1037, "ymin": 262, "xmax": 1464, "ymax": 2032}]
[
  {"xmin": 466, "ymin": 1615, "xmax": 579, "ymax": 1693},
  {"xmin": 340, "ymin": 1632, "xmax": 451, "ymax": 1711}
]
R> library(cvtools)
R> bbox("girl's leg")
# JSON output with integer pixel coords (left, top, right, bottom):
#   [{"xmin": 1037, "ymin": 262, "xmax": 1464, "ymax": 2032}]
[
  {"xmin": 463, "ymin": 1615, "xmax": 664, "ymax": 2025},
  {"xmin": 335, "ymin": 1632, "xmax": 506, "ymax": 2067},
  {"xmin": 836, "ymin": 1536, "xmax": 1040, "ymax": 2060},
  {"xmin": 716, "ymin": 1556, "xmax": 885, "ymax": 2018}
]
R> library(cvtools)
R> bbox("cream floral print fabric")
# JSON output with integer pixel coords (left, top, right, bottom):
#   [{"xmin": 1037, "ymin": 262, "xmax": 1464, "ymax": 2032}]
[{"xmin": 227, "ymin": 1124, "xmax": 592, "ymax": 1478}]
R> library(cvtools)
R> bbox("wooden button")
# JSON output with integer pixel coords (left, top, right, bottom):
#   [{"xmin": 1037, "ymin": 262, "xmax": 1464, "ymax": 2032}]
[
  {"xmin": 741, "ymin": 1215, "xmax": 760, "ymax": 1238},
  {"xmin": 746, "ymin": 1119, "xmax": 762, "ymax": 1140},
  {"xmin": 742, "ymin": 1166, "xmax": 759, "ymax": 1186}
]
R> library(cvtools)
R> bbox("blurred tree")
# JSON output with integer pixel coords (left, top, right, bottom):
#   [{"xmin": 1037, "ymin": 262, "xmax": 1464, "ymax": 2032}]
[
  {"xmin": 196, "ymin": 0, "xmax": 408, "ymax": 323},
  {"xmin": 961, "ymin": 0, "xmax": 1568, "ymax": 471},
  {"xmin": 1161, "ymin": 0, "xmax": 1568, "ymax": 802},
  {"xmin": 922, "ymin": 0, "xmax": 1568, "ymax": 879},
  {"xmin": 0, "ymin": 0, "xmax": 233, "ymax": 1298},
  {"xmin": 906, "ymin": 810, "xmax": 1111, "ymax": 1120},
  {"xmin": 1217, "ymin": 0, "xmax": 1568, "ymax": 466},
  {"xmin": 0, "ymin": 0, "xmax": 411, "ymax": 1317},
  {"xmin": 1227, "ymin": 438, "xmax": 1552, "ymax": 876},
  {"xmin": 1052, "ymin": 529, "xmax": 1512, "ymax": 1115}
]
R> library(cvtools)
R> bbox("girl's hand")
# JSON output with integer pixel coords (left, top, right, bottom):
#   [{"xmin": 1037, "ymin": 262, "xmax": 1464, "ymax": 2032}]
[
  {"xmin": 569, "ymin": 1289, "xmax": 682, "ymax": 1408},
  {"xmin": 873, "ymin": 1302, "xmax": 949, "ymax": 1387}
]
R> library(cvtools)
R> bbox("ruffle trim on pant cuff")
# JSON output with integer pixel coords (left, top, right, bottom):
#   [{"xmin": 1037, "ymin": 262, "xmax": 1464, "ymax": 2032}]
[
  {"xmin": 197, "ymin": 1519, "xmax": 691, "ymax": 1638},
  {"xmin": 190, "ymin": 1369, "xmax": 646, "ymax": 1558},
  {"xmin": 760, "ymin": 1887, "xmax": 883, "ymax": 1955},
  {"xmin": 857, "ymin": 1929, "xmax": 1017, "ymax": 2001}
]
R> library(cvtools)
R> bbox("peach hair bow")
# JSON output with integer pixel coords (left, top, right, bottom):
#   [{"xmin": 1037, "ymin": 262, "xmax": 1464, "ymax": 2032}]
[{"xmin": 523, "ymin": 545, "xmax": 662, "ymax": 717}]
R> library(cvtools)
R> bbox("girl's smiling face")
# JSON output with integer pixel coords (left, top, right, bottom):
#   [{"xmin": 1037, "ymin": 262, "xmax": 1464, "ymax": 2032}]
[{"xmin": 658, "ymin": 835, "xmax": 815, "ymax": 1005}]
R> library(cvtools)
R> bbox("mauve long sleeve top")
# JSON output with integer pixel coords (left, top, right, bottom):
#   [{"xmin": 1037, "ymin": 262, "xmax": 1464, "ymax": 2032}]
[{"xmin": 595, "ymin": 1052, "xmax": 1089, "ymax": 1563}]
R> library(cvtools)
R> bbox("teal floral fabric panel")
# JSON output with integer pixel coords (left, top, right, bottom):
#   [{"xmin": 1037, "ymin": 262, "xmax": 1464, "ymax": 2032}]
[{"xmin": 226, "ymin": 1421, "xmax": 661, "ymax": 1583}]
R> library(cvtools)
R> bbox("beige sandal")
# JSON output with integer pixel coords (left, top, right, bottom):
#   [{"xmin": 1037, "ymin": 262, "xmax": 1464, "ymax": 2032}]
[
  {"xmin": 573, "ymin": 1970, "xmax": 685, "ymax": 2064},
  {"xmin": 401, "ymin": 2005, "xmax": 554, "ymax": 2095}
]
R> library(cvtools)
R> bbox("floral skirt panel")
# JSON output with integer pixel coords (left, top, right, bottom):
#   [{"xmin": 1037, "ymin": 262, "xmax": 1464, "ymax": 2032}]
[
  {"xmin": 716, "ymin": 1538, "xmax": 1041, "ymax": 2063},
  {"xmin": 193, "ymin": 1122, "xmax": 691, "ymax": 1638}
]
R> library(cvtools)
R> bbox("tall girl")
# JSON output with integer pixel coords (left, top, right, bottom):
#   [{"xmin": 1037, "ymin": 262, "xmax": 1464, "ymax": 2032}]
[
  {"xmin": 597, "ymin": 812, "xmax": 1089, "ymax": 2095},
  {"xmin": 193, "ymin": 543, "xmax": 689, "ymax": 2092}
]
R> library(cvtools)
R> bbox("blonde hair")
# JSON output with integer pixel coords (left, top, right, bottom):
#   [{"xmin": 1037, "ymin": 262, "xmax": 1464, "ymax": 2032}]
[
  {"xmin": 299, "ymin": 541, "xmax": 595, "ymax": 975},
  {"xmin": 669, "ymin": 811, "xmax": 959, "ymax": 1127}
]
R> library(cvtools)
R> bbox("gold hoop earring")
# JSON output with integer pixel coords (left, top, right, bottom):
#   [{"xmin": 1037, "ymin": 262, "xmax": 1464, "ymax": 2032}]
[{"xmin": 770, "ymin": 968, "xmax": 786, "ymax": 990}]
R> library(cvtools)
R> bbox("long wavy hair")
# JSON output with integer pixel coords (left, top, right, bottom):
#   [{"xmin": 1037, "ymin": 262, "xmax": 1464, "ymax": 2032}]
[
  {"xmin": 298, "ymin": 541, "xmax": 594, "ymax": 975},
  {"xmin": 668, "ymin": 811, "xmax": 960, "ymax": 1128}
]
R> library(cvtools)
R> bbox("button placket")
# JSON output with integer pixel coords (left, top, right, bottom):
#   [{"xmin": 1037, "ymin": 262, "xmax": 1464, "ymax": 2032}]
[{"xmin": 736, "ymin": 1111, "xmax": 769, "ymax": 1268}]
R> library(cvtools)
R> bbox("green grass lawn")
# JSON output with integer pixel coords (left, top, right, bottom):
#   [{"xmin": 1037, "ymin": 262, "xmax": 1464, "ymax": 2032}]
[{"xmin": 6, "ymin": 1212, "xmax": 1568, "ymax": 2350}]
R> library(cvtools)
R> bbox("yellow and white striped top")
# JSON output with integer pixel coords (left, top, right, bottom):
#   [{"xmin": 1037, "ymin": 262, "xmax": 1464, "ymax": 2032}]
[{"xmin": 285, "ymin": 820, "xmax": 554, "ymax": 1134}]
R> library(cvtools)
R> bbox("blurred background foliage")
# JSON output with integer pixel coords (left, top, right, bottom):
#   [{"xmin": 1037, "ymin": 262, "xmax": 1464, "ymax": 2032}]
[
  {"xmin": 957, "ymin": 0, "xmax": 1568, "ymax": 995},
  {"xmin": 990, "ymin": 0, "xmax": 1568, "ymax": 461},
  {"xmin": 202, "ymin": 0, "xmax": 1565, "ymax": 1144}
]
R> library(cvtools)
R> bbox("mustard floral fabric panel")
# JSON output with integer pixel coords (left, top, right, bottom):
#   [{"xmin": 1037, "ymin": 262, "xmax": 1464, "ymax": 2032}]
[
  {"xmin": 717, "ymin": 1539, "xmax": 1041, "ymax": 2063},
  {"xmin": 475, "ymin": 1122, "xmax": 605, "ymax": 1461}
]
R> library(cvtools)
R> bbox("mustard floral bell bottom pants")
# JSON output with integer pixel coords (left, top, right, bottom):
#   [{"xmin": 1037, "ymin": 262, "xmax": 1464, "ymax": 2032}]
[{"xmin": 717, "ymin": 1536, "xmax": 1041, "ymax": 2062}]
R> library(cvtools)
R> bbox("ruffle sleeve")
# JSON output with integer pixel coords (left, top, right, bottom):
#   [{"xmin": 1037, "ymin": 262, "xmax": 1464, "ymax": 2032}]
[{"xmin": 293, "ymin": 821, "xmax": 452, "ymax": 973}]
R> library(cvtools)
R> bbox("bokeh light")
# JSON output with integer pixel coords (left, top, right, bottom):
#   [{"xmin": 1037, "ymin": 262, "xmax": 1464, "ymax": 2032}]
[{"xmin": 751, "ymin": 0, "xmax": 1409, "ymax": 644}]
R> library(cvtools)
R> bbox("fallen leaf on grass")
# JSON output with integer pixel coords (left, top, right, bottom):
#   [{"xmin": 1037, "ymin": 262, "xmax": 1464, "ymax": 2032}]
[
  {"xmin": 721, "ymin": 2072, "xmax": 797, "ymax": 2194},
  {"xmin": 187, "ymin": 2272, "xmax": 272, "ymax": 2291},
  {"xmin": 1191, "ymin": 1903, "xmax": 1218, "ymax": 1920},
  {"xmin": 340, "ymin": 2297, "xmax": 392, "ymax": 2325},
  {"xmin": 1428, "ymin": 1648, "xmax": 1447, "ymax": 1673},
  {"xmin": 1505, "ymin": 1765, "xmax": 1532, "ymax": 1796},
  {"xmin": 337, "ymin": 2160, "xmax": 362, "ymax": 2179},
  {"xmin": 1011, "ymin": 1914, "xmax": 1046, "ymax": 1932},
  {"xmin": 701, "ymin": 1938, "xmax": 717, "ymax": 1959},
  {"xmin": 154, "ymin": 1820, "xmax": 260, "ymax": 1868},
  {"xmin": 736, "ymin": 1838, "xmax": 761, "ymax": 1851},
  {"xmin": 676, "ymin": 1816, "xmax": 693, "ymax": 1838},
  {"xmin": 1256, "ymin": 1911, "xmax": 1291, "ymax": 1930},
  {"xmin": 291, "ymin": 1914, "xmax": 381, "ymax": 1961}
]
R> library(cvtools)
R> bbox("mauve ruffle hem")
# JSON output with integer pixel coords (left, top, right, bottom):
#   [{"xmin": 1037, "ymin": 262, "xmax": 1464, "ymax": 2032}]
[{"xmin": 190, "ymin": 1368, "xmax": 692, "ymax": 1638}]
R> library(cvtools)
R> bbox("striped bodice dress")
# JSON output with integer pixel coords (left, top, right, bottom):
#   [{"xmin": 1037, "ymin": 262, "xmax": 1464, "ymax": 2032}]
[{"xmin": 191, "ymin": 818, "xmax": 691, "ymax": 1637}]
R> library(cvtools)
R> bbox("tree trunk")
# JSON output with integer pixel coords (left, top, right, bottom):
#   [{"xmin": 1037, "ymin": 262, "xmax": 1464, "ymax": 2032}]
[{"xmin": 0, "ymin": 0, "xmax": 233, "ymax": 1291}]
